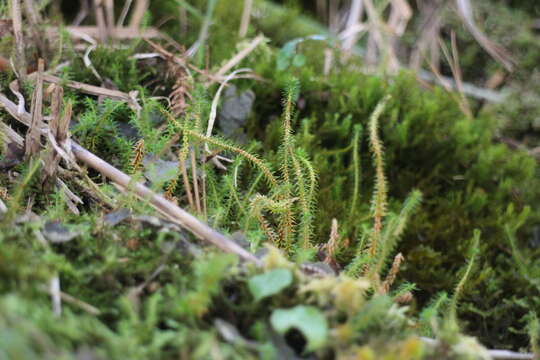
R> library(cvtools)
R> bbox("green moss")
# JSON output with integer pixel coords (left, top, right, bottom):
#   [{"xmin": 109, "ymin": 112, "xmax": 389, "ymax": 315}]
[{"xmin": 2, "ymin": 0, "xmax": 540, "ymax": 355}]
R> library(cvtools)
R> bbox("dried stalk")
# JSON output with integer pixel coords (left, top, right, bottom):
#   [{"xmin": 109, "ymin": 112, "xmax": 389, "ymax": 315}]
[
  {"xmin": 25, "ymin": 59, "xmax": 44, "ymax": 158},
  {"xmin": 213, "ymin": 35, "xmax": 265, "ymax": 82},
  {"xmin": 73, "ymin": 0, "xmax": 89, "ymax": 26},
  {"xmin": 341, "ymin": 0, "xmax": 364, "ymax": 57},
  {"xmin": 11, "ymin": 0, "xmax": 26, "ymax": 79},
  {"xmin": 40, "ymin": 284, "xmax": 100, "ymax": 315},
  {"xmin": 94, "ymin": 0, "xmax": 108, "ymax": 42},
  {"xmin": 104, "ymin": 0, "xmax": 115, "ymax": 33},
  {"xmin": 190, "ymin": 149, "xmax": 202, "ymax": 214},
  {"xmin": 46, "ymin": 26, "xmax": 163, "ymax": 42},
  {"xmin": 455, "ymin": 0, "xmax": 515, "ymax": 71},
  {"xmin": 129, "ymin": 0, "xmax": 149, "ymax": 29},
  {"xmin": 239, "ymin": 0, "xmax": 253, "ymax": 38},
  {"xmin": 42, "ymin": 85, "xmax": 65, "ymax": 183},
  {"xmin": 117, "ymin": 0, "xmax": 133, "ymax": 27},
  {"xmin": 24, "ymin": 74, "xmax": 141, "ymax": 112}
]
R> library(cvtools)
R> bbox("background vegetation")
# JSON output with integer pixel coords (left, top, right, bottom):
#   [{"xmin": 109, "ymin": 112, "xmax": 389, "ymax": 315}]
[{"xmin": 1, "ymin": 0, "xmax": 540, "ymax": 358}]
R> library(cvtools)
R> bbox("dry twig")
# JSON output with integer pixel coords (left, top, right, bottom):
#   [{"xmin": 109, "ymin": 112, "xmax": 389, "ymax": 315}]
[
  {"xmin": 239, "ymin": 0, "xmax": 253, "ymax": 38},
  {"xmin": 11, "ymin": 0, "xmax": 26, "ymax": 79},
  {"xmin": 129, "ymin": 0, "xmax": 149, "ymax": 29},
  {"xmin": 25, "ymin": 59, "xmax": 44, "ymax": 158}
]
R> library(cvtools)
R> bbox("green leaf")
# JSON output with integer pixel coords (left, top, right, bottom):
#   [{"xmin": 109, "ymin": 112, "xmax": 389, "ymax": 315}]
[
  {"xmin": 292, "ymin": 54, "xmax": 306, "ymax": 67},
  {"xmin": 248, "ymin": 269, "xmax": 293, "ymax": 301},
  {"xmin": 276, "ymin": 55, "xmax": 291, "ymax": 71},
  {"xmin": 270, "ymin": 305, "xmax": 328, "ymax": 352}
]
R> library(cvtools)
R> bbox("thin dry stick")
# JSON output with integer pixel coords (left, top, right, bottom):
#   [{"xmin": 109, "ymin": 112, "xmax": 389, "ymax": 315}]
[
  {"xmin": 8, "ymin": 81, "xmax": 25, "ymax": 115},
  {"xmin": 11, "ymin": 0, "xmax": 26, "ymax": 79},
  {"xmin": 105, "ymin": 0, "xmax": 115, "ymax": 32},
  {"xmin": 25, "ymin": 59, "xmax": 44, "ymax": 158},
  {"xmin": 23, "ymin": 74, "xmax": 141, "ymax": 112},
  {"xmin": 363, "ymin": 0, "xmax": 400, "ymax": 72},
  {"xmin": 43, "ymin": 85, "xmax": 64, "ymax": 182},
  {"xmin": 47, "ymin": 25, "xmax": 163, "ymax": 41},
  {"xmin": 213, "ymin": 35, "xmax": 265, "ymax": 80},
  {"xmin": 341, "ymin": 0, "xmax": 364, "ymax": 57},
  {"xmin": 239, "ymin": 0, "xmax": 253, "ymax": 37},
  {"xmin": 73, "ymin": 0, "xmax": 90, "ymax": 26},
  {"xmin": 201, "ymin": 166, "xmax": 207, "ymax": 220},
  {"xmin": 190, "ymin": 149, "xmax": 202, "ymax": 214},
  {"xmin": 40, "ymin": 284, "xmax": 101, "ymax": 315},
  {"xmin": 94, "ymin": 0, "xmax": 108, "ymax": 42},
  {"xmin": 455, "ymin": 0, "xmax": 515, "ymax": 71},
  {"xmin": 448, "ymin": 31, "xmax": 472, "ymax": 117},
  {"xmin": 205, "ymin": 68, "xmax": 251, "ymax": 169},
  {"xmin": 26, "ymin": 74, "xmax": 132, "ymax": 101},
  {"xmin": 426, "ymin": 37, "xmax": 472, "ymax": 118},
  {"xmin": 1, "ymin": 122, "xmax": 24, "ymax": 148},
  {"xmin": 58, "ymin": 289, "xmax": 101, "ymax": 315},
  {"xmin": 129, "ymin": 0, "xmax": 149, "ymax": 29},
  {"xmin": 179, "ymin": 149, "xmax": 195, "ymax": 210},
  {"xmin": 419, "ymin": 337, "xmax": 533, "ymax": 360},
  {"xmin": 117, "ymin": 0, "xmax": 133, "ymax": 26},
  {"xmin": 409, "ymin": 0, "xmax": 444, "ymax": 71}
]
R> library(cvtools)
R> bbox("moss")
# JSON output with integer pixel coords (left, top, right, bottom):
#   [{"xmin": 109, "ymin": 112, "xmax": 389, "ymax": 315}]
[
  {"xmin": 1, "ymin": 0, "xmax": 540, "ymax": 355},
  {"xmin": 248, "ymin": 66, "xmax": 540, "ymax": 348}
]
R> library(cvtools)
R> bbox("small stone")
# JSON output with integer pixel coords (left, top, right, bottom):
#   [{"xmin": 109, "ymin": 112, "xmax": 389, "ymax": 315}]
[{"xmin": 42, "ymin": 221, "xmax": 79, "ymax": 243}]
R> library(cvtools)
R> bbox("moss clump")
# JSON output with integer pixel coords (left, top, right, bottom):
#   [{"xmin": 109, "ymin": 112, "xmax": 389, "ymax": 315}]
[
  {"xmin": 1, "ymin": 0, "xmax": 540, "ymax": 355},
  {"xmin": 248, "ymin": 65, "xmax": 540, "ymax": 348}
]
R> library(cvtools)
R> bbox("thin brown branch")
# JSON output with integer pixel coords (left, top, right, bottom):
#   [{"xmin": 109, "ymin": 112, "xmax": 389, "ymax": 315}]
[
  {"xmin": 190, "ymin": 149, "xmax": 202, "ymax": 214},
  {"xmin": 239, "ymin": 0, "xmax": 253, "ymax": 38},
  {"xmin": 129, "ymin": 0, "xmax": 149, "ymax": 29},
  {"xmin": 40, "ymin": 284, "xmax": 101, "ymax": 315},
  {"xmin": 73, "ymin": 0, "xmax": 89, "ymax": 26},
  {"xmin": 46, "ymin": 25, "xmax": 162, "ymax": 42},
  {"xmin": 11, "ymin": 0, "xmax": 26, "ymax": 79},
  {"xmin": 25, "ymin": 59, "xmax": 44, "ymax": 158},
  {"xmin": 24, "ymin": 74, "xmax": 141, "ymax": 112},
  {"xmin": 105, "ymin": 0, "xmax": 115, "ymax": 33},
  {"xmin": 94, "ymin": 0, "xmax": 108, "ymax": 42},
  {"xmin": 117, "ymin": 0, "xmax": 133, "ymax": 27},
  {"xmin": 212, "ymin": 35, "xmax": 265, "ymax": 81},
  {"xmin": 455, "ymin": 0, "xmax": 515, "ymax": 71},
  {"xmin": 42, "ymin": 85, "xmax": 64, "ymax": 183}
]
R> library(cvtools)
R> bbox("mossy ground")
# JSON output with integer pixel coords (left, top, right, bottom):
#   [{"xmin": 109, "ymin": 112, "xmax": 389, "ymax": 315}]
[{"xmin": 1, "ymin": 0, "xmax": 540, "ymax": 358}]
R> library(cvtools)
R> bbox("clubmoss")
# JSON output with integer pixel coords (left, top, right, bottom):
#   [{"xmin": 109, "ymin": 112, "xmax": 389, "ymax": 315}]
[{"xmin": 1, "ymin": 0, "xmax": 540, "ymax": 355}]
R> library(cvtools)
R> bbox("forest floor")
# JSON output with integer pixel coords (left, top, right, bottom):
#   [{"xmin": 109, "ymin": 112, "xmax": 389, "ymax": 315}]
[{"xmin": 1, "ymin": 1, "xmax": 540, "ymax": 359}]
